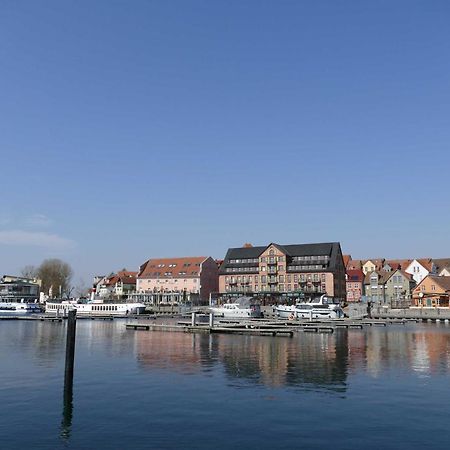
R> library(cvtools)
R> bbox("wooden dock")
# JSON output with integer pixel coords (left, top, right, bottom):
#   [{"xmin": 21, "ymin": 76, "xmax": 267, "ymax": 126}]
[{"xmin": 125, "ymin": 315, "xmax": 418, "ymax": 337}]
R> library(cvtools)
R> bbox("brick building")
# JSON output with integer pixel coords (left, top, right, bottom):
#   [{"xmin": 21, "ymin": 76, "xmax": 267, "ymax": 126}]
[{"xmin": 219, "ymin": 242, "xmax": 346, "ymax": 302}]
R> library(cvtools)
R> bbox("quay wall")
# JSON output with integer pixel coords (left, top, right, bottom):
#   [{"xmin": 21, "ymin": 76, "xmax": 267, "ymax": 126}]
[{"xmin": 372, "ymin": 307, "xmax": 450, "ymax": 320}]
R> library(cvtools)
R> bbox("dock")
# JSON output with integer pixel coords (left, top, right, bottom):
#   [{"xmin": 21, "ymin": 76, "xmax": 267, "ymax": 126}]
[{"xmin": 125, "ymin": 314, "xmax": 421, "ymax": 337}]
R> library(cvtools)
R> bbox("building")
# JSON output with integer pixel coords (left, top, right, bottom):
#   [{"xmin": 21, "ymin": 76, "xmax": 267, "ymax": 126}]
[
  {"xmin": 343, "ymin": 255, "xmax": 352, "ymax": 269},
  {"xmin": 0, "ymin": 275, "xmax": 40, "ymax": 303},
  {"xmin": 405, "ymin": 259, "xmax": 433, "ymax": 284},
  {"xmin": 383, "ymin": 260, "xmax": 411, "ymax": 272},
  {"xmin": 433, "ymin": 258, "xmax": 450, "ymax": 277},
  {"xmin": 345, "ymin": 269, "xmax": 364, "ymax": 303},
  {"xmin": 94, "ymin": 271, "xmax": 137, "ymax": 299},
  {"xmin": 383, "ymin": 269, "xmax": 415, "ymax": 307},
  {"xmin": 362, "ymin": 259, "xmax": 385, "ymax": 275},
  {"xmin": 135, "ymin": 256, "xmax": 218, "ymax": 305},
  {"xmin": 413, "ymin": 276, "xmax": 450, "ymax": 307},
  {"xmin": 219, "ymin": 242, "xmax": 346, "ymax": 302},
  {"xmin": 363, "ymin": 271, "xmax": 390, "ymax": 303},
  {"xmin": 346, "ymin": 259, "xmax": 363, "ymax": 270}
]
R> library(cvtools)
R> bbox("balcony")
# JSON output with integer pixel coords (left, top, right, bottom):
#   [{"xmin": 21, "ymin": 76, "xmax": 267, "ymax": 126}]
[
  {"xmin": 268, "ymin": 277, "xmax": 278, "ymax": 284},
  {"xmin": 267, "ymin": 258, "xmax": 277, "ymax": 265}
]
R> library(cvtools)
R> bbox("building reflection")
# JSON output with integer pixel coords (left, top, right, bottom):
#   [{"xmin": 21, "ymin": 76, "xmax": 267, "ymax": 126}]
[
  {"xmin": 135, "ymin": 330, "xmax": 349, "ymax": 391},
  {"xmin": 347, "ymin": 324, "xmax": 450, "ymax": 376}
]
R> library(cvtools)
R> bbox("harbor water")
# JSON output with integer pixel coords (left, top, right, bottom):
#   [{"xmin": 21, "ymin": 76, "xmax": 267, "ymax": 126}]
[{"xmin": 1, "ymin": 319, "xmax": 450, "ymax": 449}]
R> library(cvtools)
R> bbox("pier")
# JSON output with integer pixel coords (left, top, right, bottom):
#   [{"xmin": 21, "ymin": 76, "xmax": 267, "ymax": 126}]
[{"xmin": 125, "ymin": 313, "xmax": 422, "ymax": 337}]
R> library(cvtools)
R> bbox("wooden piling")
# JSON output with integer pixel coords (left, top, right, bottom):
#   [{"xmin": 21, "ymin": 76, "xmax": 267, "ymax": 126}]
[{"xmin": 64, "ymin": 309, "xmax": 77, "ymax": 383}]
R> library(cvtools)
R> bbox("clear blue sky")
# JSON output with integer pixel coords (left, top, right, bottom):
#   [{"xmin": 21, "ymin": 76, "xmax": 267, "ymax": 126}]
[{"xmin": 1, "ymin": 0, "xmax": 449, "ymax": 284}]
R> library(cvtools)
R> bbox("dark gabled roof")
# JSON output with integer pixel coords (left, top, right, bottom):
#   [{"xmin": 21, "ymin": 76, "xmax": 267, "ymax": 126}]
[
  {"xmin": 219, "ymin": 242, "xmax": 342, "ymax": 274},
  {"xmin": 283, "ymin": 243, "xmax": 337, "ymax": 257},
  {"xmin": 434, "ymin": 258, "xmax": 450, "ymax": 272},
  {"xmin": 222, "ymin": 246, "xmax": 267, "ymax": 260}
]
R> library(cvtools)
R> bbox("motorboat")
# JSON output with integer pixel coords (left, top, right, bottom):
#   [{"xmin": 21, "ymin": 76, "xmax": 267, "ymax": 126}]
[
  {"xmin": 0, "ymin": 300, "xmax": 41, "ymax": 314},
  {"xmin": 275, "ymin": 295, "xmax": 344, "ymax": 320},
  {"xmin": 210, "ymin": 296, "xmax": 262, "ymax": 319}
]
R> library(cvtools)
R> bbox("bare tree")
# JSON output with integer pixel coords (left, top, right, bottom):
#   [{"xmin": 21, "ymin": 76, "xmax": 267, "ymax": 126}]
[
  {"xmin": 74, "ymin": 278, "xmax": 89, "ymax": 298},
  {"xmin": 37, "ymin": 259, "xmax": 73, "ymax": 298},
  {"xmin": 21, "ymin": 265, "xmax": 38, "ymax": 279}
]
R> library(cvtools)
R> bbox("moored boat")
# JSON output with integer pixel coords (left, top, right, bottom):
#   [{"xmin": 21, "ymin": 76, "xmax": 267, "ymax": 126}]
[
  {"xmin": 0, "ymin": 301, "xmax": 41, "ymax": 314},
  {"xmin": 275, "ymin": 295, "xmax": 344, "ymax": 320},
  {"xmin": 45, "ymin": 299, "xmax": 146, "ymax": 316},
  {"xmin": 210, "ymin": 296, "xmax": 262, "ymax": 319}
]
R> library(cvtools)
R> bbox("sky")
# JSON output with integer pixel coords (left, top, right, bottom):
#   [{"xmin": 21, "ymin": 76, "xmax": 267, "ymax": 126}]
[{"xmin": 1, "ymin": 0, "xmax": 449, "ymax": 284}]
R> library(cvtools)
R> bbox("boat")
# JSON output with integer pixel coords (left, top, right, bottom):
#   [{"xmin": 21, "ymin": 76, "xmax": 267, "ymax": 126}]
[
  {"xmin": 210, "ymin": 296, "xmax": 262, "ymax": 319},
  {"xmin": 45, "ymin": 299, "xmax": 146, "ymax": 316},
  {"xmin": 275, "ymin": 295, "xmax": 344, "ymax": 320},
  {"xmin": 0, "ymin": 300, "xmax": 41, "ymax": 314}
]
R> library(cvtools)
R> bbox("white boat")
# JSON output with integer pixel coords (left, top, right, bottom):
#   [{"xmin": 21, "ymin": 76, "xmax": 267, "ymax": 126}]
[
  {"xmin": 45, "ymin": 299, "xmax": 146, "ymax": 316},
  {"xmin": 275, "ymin": 304, "xmax": 298, "ymax": 319},
  {"xmin": 210, "ymin": 296, "xmax": 262, "ymax": 319},
  {"xmin": 0, "ymin": 301, "xmax": 41, "ymax": 314},
  {"xmin": 275, "ymin": 295, "xmax": 344, "ymax": 320}
]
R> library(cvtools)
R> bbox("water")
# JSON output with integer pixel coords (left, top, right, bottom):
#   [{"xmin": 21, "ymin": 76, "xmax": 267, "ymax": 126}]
[{"xmin": 1, "ymin": 320, "xmax": 450, "ymax": 449}]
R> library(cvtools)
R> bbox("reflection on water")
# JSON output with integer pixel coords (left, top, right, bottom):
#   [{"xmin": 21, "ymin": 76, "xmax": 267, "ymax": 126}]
[
  {"xmin": 2, "ymin": 321, "xmax": 450, "ymax": 449},
  {"xmin": 134, "ymin": 322, "xmax": 450, "ymax": 388}
]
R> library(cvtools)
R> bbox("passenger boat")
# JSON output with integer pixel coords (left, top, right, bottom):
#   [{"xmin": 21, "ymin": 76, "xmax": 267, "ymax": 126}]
[
  {"xmin": 275, "ymin": 295, "xmax": 344, "ymax": 320},
  {"xmin": 45, "ymin": 299, "xmax": 146, "ymax": 316},
  {"xmin": 0, "ymin": 300, "xmax": 41, "ymax": 314},
  {"xmin": 210, "ymin": 296, "xmax": 262, "ymax": 319}
]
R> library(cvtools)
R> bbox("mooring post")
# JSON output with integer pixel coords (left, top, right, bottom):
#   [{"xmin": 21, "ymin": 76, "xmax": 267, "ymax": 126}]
[
  {"xmin": 61, "ymin": 308, "xmax": 76, "ymax": 440},
  {"xmin": 209, "ymin": 313, "xmax": 214, "ymax": 328},
  {"xmin": 191, "ymin": 312, "xmax": 197, "ymax": 326},
  {"xmin": 65, "ymin": 309, "xmax": 77, "ymax": 382},
  {"xmin": 309, "ymin": 310, "xmax": 313, "ymax": 322}
]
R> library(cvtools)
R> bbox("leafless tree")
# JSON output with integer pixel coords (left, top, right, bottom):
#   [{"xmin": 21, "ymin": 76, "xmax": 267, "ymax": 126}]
[
  {"xmin": 21, "ymin": 265, "xmax": 38, "ymax": 279},
  {"xmin": 37, "ymin": 259, "xmax": 73, "ymax": 298}
]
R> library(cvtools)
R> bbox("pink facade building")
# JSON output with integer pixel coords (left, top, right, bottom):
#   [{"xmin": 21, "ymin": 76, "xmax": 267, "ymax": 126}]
[
  {"xmin": 345, "ymin": 269, "xmax": 364, "ymax": 302},
  {"xmin": 134, "ymin": 256, "xmax": 218, "ymax": 305}
]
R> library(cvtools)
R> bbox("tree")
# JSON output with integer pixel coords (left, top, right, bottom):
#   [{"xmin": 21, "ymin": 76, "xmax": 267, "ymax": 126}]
[
  {"xmin": 37, "ymin": 259, "xmax": 73, "ymax": 298},
  {"xmin": 21, "ymin": 265, "xmax": 38, "ymax": 279}
]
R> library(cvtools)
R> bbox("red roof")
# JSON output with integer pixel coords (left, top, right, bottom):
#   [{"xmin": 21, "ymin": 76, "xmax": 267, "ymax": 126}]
[
  {"xmin": 343, "ymin": 255, "xmax": 351, "ymax": 268},
  {"xmin": 346, "ymin": 259, "xmax": 363, "ymax": 270},
  {"xmin": 104, "ymin": 271, "xmax": 137, "ymax": 286},
  {"xmin": 138, "ymin": 257, "xmax": 208, "ymax": 279},
  {"xmin": 346, "ymin": 269, "xmax": 364, "ymax": 282},
  {"xmin": 386, "ymin": 260, "xmax": 411, "ymax": 271},
  {"xmin": 416, "ymin": 258, "xmax": 433, "ymax": 272}
]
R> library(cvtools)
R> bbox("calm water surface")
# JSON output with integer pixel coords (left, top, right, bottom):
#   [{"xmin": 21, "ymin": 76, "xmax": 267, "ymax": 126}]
[{"xmin": 1, "ymin": 319, "xmax": 450, "ymax": 449}]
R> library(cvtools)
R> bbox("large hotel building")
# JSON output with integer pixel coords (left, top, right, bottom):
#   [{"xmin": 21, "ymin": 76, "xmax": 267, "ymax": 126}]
[{"xmin": 219, "ymin": 242, "xmax": 346, "ymax": 301}]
